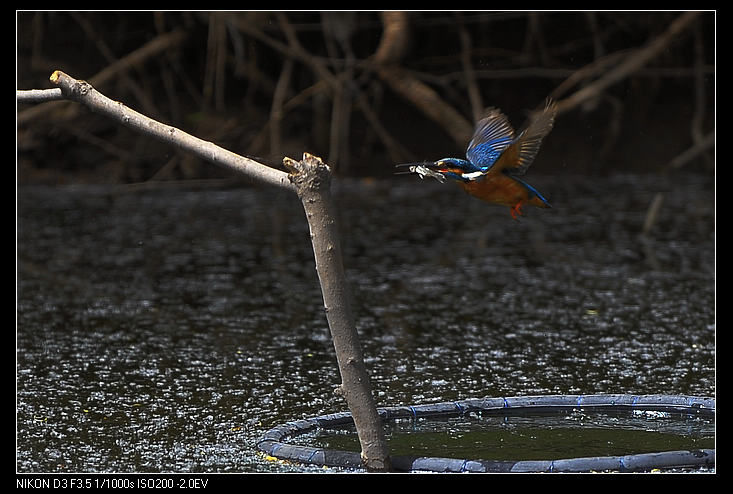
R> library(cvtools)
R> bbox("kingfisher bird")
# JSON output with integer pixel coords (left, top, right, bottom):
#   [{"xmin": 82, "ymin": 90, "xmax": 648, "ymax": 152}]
[{"xmin": 397, "ymin": 99, "xmax": 557, "ymax": 219}]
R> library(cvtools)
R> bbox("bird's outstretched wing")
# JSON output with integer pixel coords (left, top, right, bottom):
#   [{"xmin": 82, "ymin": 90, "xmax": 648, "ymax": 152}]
[
  {"xmin": 465, "ymin": 107, "xmax": 515, "ymax": 171},
  {"xmin": 494, "ymin": 99, "xmax": 557, "ymax": 176}
]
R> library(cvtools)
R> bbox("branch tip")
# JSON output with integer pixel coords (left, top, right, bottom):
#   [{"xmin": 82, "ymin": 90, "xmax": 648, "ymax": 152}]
[
  {"xmin": 282, "ymin": 156, "xmax": 299, "ymax": 173},
  {"xmin": 302, "ymin": 152, "xmax": 322, "ymax": 164}
]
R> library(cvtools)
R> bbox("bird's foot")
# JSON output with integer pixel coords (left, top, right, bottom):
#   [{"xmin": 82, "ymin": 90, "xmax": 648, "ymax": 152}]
[{"xmin": 510, "ymin": 202, "xmax": 524, "ymax": 220}]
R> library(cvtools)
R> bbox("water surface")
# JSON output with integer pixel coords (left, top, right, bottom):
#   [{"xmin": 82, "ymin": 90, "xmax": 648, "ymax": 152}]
[{"xmin": 16, "ymin": 172, "xmax": 715, "ymax": 472}]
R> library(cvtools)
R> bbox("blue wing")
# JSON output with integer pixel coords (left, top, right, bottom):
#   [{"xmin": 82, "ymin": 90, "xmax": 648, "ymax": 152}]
[{"xmin": 465, "ymin": 107, "xmax": 515, "ymax": 171}]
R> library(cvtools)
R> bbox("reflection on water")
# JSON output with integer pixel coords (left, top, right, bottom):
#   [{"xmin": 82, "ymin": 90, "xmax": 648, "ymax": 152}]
[{"xmin": 17, "ymin": 173, "xmax": 714, "ymax": 472}]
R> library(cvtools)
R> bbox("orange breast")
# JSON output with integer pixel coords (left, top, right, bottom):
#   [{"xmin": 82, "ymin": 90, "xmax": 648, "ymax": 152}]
[{"xmin": 459, "ymin": 174, "xmax": 548, "ymax": 208}]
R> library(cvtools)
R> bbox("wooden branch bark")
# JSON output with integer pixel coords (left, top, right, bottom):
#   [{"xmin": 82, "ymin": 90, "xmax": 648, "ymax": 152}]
[
  {"xmin": 284, "ymin": 153, "xmax": 391, "ymax": 472},
  {"xmin": 44, "ymin": 70, "xmax": 293, "ymax": 191},
  {"xmin": 16, "ymin": 88, "xmax": 63, "ymax": 103}
]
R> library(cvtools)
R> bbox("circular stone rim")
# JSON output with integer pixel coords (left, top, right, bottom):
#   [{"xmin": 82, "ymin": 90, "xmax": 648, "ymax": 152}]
[{"xmin": 256, "ymin": 394, "xmax": 715, "ymax": 472}]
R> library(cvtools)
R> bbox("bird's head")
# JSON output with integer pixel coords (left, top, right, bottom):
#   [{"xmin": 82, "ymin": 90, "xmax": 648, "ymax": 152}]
[{"xmin": 430, "ymin": 158, "xmax": 485, "ymax": 182}]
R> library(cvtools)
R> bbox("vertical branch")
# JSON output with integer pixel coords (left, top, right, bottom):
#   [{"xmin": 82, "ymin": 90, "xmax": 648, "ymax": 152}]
[
  {"xmin": 690, "ymin": 17, "xmax": 713, "ymax": 167},
  {"xmin": 329, "ymin": 84, "xmax": 345, "ymax": 166},
  {"xmin": 457, "ymin": 14, "xmax": 483, "ymax": 123},
  {"xmin": 584, "ymin": 11, "xmax": 605, "ymax": 59},
  {"xmin": 274, "ymin": 13, "xmax": 350, "ymax": 170},
  {"xmin": 640, "ymin": 192, "xmax": 665, "ymax": 270},
  {"xmin": 270, "ymin": 58, "xmax": 294, "ymax": 156},
  {"xmin": 284, "ymin": 153, "xmax": 391, "ymax": 472},
  {"xmin": 203, "ymin": 12, "xmax": 228, "ymax": 112},
  {"xmin": 322, "ymin": 12, "xmax": 356, "ymax": 172},
  {"xmin": 521, "ymin": 12, "xmax": 551, "ymax": 66}
]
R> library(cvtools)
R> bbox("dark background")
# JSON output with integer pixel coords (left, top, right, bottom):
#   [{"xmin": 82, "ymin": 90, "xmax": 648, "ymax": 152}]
[{"xmin": 17, "ymin": 11, "xmax": 715, "ymax": 183}]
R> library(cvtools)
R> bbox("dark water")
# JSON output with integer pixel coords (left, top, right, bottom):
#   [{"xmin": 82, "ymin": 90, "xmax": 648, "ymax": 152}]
[
  {"xmin": 16, "ymin": 172, "xmax": 715, "ymax": 472},
  {"xmin": 298, "ymin": 411, "xmax": 714, "ymax": 462}
]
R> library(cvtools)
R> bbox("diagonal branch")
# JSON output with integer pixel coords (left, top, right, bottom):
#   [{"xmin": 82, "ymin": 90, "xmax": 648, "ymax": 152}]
[
  {"xmin": 43, "ymin": 70, "xmax": 293, "ymax": 191},
  {"xmin": 557, "ymin": 11, "xmax": 702, "ymax": 114},
  {"xmin": 373, "ymin": 12, "xmax": 473, "ymax": 146},
  {"xmin": 18, "ymin": 29, "xmax": 188, "ymax": 126}
]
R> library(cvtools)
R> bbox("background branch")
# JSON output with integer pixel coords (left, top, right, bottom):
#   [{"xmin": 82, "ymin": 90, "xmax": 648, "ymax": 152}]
[
  {"xmin": 556, "ymin": 11, "xmax": 702, "ymax": 114},
  {"xmin": 18, "ymin": 12, "xmax": 714, "ymax": 181},
  {"xmin": 373, "ymin": 12, "xmax": 473, "ymax": 146},
  {"xmin": 18, "ymin": 28, "xmax": 188, "ymax": 127}
]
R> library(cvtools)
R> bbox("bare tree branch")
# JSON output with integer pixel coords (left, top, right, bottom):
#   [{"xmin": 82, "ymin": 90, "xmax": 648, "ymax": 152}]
[
  {"xmin": 269, "ymin": 58, "xmax": 294, "ymax": 156},
  {"xmin": 18, "ymin": 29, "xmax": 188, "ymax": 126},
  {"xmin": 373, "ymin": 12, "xmax": 473, "ymax": 146},
  {"xmin": 41, "ymin": 70, "xmax": 293, "ymax": 190},
  {"xmin": 667, "ymin": 131, "xmax": 715, "ymax": 168},
  {"xmin": 457, "ymin": 13, "xmax": 483, "ymax": 122},
  {"xmin": 283, "ymin": 152, "xmax": 391, "ymax": 472},
  {"xmin": 16, "ymin": 88, "xmax": 63, "ymax": 103},
  {"xmin": 557, "ymin": 11, "xmax": 702, "ymax": 114}
]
